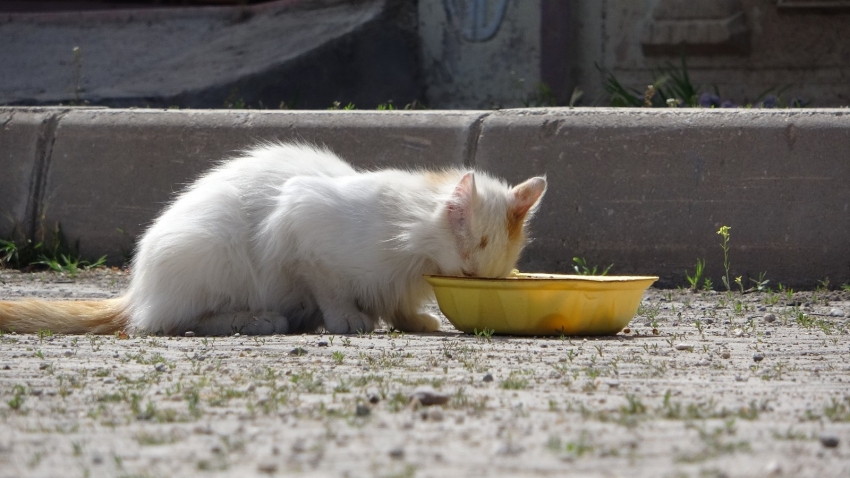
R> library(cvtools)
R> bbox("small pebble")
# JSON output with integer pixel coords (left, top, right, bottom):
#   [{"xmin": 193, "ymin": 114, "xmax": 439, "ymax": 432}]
[
  {"xmin": 233, "ymin": 333, "xmax": 240, "ymax": 337},
  {"xmin": 355, "ymin": 404, "xmax": 371, "ymax": 417},
  {"xmin": 703, "ymin": 318, "xmax": 714, "ymax": 325},
  {"xmin": 154, "ymin": 363, "xmax": 168, "ymax": 372},
  {"xmin": 753, "ymin": 353, "xmax": 765, "ymax": 362},
  {"xmin": 721, "ymin": 351, "xmax": 731, "ymax": 359},
  {"xmin": 389, "ymin": 446, "xmax": 405, "ymax": 459},
  {"xmin": 427, "ymin": 408, "xmax": 445, "ymax": 421},
  {"xmin": 605, "ymin": 379, "xmax": 620, "ymax": 388},
  {"xmin": 193, "ymin": 425, "xmax": 214, "ymax": 435},
  {"xmin": 2, "ymin": 364, "xmax": 9, "ymax": 370},
  {"xmin": 368, "ymin": 394, "xmax": 380, "ymax": 404},
  {"xmin": 765, "ymin": 461, "xmax": 782, "ymax": 475},
  {"xmin": 697, "ymin": 359, "xmax": 710, "ymax": 366},
  {"xmin": 112, "ymin": 352, "xmax": 119, "ymax": 358},
  {"xmin": 829, "ymin": 308, "xmax": 845, "ymax": 317},
  {"xmin": 674, "ymin": 343, "xmax": 693, "ymax": 351},
  {"xmin": 257, "ymin": 461, "xmax": 278, "ymax": 474},
  {"xmin": 184, "ymin": 331, "xmax": 195, "ymax": 337},
  {"xmin": 735, "ymin": 375, "xmax": 748, "ymax": 382},
  {"xmin": 289, "ymin": 347, "xmax": 307, "ymax": 356},
  {"xmin": 763, "ymin": 314, "xmax": 776, "ymax": 323},
  {"xmin": 63, "ymin": 350, "xmax": 72, "ymax": 357},
  {"xmin": 409, "ymin": 386, "xmax": 449, "ymax": 406},
  {"xmin": 39, "ymin": 362, "xmax": 51, "ymax": 370},
  {"xmin": 483, "ymin": 373, "xmax": 494, "ymax": 382},
  {"xmin": 819, "ymin": 434, "xmax": 839, "ymax": 448},
  {"xmin": 317, "ymin": 340, "xmax": 329, "ymax": 347},
  {"xmin": 732, "ymin": 329, "xmax": 744, "ymax": 337}
]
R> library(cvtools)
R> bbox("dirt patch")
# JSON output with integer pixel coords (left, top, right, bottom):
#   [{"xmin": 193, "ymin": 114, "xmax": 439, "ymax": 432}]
[{"xmin": 1, "ymin": 269, "xmax": 849, "ymax": 477}]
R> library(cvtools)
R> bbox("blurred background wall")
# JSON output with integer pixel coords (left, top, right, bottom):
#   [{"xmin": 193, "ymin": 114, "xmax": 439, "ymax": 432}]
[{"xmin": 1, "ymin": 0, "xmax": 848, "ymax": 108}]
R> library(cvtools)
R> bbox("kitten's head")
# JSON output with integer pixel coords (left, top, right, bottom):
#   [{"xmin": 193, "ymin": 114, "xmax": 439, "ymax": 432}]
[{"xmin": 438, "ymin": 171, "xmax": 547, "ymax": 278}]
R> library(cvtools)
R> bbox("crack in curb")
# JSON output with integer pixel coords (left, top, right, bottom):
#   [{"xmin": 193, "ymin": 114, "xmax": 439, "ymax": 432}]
[
  {"xmin": 0, "ymin": 110, "xmax": 14, "ymax": 131},
  {"xmin": 26, "ymin": 109, "xmax": 68, "ymax": 240},
  {"xmin": 463, "ymin": 112, "xmax": 489, "ymax": 169}
]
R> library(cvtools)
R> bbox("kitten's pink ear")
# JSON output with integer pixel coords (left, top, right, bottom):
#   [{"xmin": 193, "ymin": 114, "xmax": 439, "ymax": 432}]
[
  {"xmin": 509, "ymin": 176, "xmax": 547, "ymax": 220},
  {"xmin": 446, "ymin": 172, "xmax": 476, "ymax": 239}
]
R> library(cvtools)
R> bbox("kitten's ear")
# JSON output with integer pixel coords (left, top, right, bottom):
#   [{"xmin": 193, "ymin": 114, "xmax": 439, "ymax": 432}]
[
  {"xmin": 446, "ymin": 172, "xmax": 476, "ymax": 238},
  {"xmin": 509, "ymin": 176, "xmax": 547, "ymax": 221}
]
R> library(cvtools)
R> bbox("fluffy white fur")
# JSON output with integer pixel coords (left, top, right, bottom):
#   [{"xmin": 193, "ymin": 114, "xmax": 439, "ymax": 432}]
[{"xmin": 124, "ymin": 143, "xmax": 547, "ymax": 335}]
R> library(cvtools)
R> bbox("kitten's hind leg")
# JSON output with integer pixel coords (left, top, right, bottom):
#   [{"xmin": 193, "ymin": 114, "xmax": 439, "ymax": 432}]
[{"xmin": 192, "ymin": 311, "xmax": 289, "ymax": 336}]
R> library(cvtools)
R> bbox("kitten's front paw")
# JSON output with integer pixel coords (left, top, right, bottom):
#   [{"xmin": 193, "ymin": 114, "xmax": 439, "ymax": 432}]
[{"xmin": 324, "ymin": 311, "xmax": 375, "ymax": 334}]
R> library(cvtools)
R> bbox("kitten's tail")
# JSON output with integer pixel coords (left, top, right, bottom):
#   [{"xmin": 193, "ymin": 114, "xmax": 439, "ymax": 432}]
[{"xmin": 0, "ymin": 298, "xmax": 129, "ymax": 334}]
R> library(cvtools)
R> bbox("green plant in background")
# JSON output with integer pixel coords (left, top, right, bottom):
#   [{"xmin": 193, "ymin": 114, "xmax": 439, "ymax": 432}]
[
  {"xmin": 572, "ymin": 257, "xmax": 613, "ymax": 276},
  {"xmin": 598, "ymin": 56, "xmax": 804, "ymax": 109},
  {"xmin": 750, "ymin": 272, "xmax": 770, "ymax": 292},
  {"xmin": 329, "ymin": 101, "xmax": 356, "ymax": 110},
  {"xmin": 37, "ymin": 253, "xmax": 106, "ymax": 277},
  {"xmin": 223, "ymin": 88, "xmax": 247, "ymax": 109},
  {"xmin": 599, "ymin": 57, "xmax": 698, "ymax": 107},
  {"xmin": 0, "ymin": 220, "xmax": 106, "ymax": 275},
  {"xmin": 717, "ymin": 225, "xmax": 732, "ymax": 291},
  {"xmin": 68, "ymin": 46, "xmax": 88, "ymax": 106},
  {"xmin": 685, "ymin": 258, "xmax": 705, "ymax": 291}
]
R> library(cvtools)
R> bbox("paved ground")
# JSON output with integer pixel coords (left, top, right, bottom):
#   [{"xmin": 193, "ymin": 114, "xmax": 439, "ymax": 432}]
[{"xmin": 1, "ymin": 269, "xmax": 849, "ymax": 477}]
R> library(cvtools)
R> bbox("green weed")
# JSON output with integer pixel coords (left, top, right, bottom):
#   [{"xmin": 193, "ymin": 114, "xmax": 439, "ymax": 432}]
[
  {"xmin": 500, "ymin": 372, "xmax": 530, "ymax": 390},
  {"xmin": 572, "ymin": 257, "xmax": 612, "ymax": 276},
  {"xmin": 8, "ymin": 384, "xmax": 26, "ymax": 410},
  {"xmin": 1, "ymin": 220, "xmax": 106, "ymax": 273},
  {"xmin": 685, "ymin": 259, "xmax": 705, "ymax": 291},
  {"xmin": 473, "ymin": 327, "xmax": 495, "ymax": 341}
]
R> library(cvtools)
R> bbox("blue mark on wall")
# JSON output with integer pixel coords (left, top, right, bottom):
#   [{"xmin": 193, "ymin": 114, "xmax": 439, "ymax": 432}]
[{"xmin": 444, "ymin": 0, "xmax": 510, "ymax": 42}]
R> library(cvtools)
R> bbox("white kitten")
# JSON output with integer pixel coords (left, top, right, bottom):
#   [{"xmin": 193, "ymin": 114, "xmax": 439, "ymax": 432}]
[{"xmin": 0, "ymin": 143, "xmax": 547, "ymax": 335}]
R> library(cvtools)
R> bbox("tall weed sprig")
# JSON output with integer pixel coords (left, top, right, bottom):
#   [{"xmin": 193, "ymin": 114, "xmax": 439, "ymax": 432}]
[{"xmin": 717, "ymin": 226, "xmax": 732, "ymax": 291}]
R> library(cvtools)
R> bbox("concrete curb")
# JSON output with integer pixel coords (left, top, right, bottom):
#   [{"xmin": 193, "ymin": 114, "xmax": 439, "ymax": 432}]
[{"xmin": 1, "ymin": 107, "xmax": 848, "ymax": 287}]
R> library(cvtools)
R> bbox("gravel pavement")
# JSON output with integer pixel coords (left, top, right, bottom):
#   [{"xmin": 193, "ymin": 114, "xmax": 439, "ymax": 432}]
[{"xmin": 1, "ymin": 269, "xmax": 849, "ymax": 478}]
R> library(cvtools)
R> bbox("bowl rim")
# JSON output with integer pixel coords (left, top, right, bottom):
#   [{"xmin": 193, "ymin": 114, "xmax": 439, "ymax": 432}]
[{"xmin": 424, "ymin": 273, "xmax": 659, "ymax": 283}]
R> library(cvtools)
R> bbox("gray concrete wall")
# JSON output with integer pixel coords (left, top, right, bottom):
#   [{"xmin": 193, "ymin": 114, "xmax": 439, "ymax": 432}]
[{"xmin": 1, "ymin": 107, "xmax": 847, "ymax": 288}]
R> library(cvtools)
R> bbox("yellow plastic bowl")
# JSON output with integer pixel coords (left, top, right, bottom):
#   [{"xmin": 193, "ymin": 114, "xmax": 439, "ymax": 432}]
[{"xmin": 425, "ymin": 273, "xmax": 658, "ymax": 336}]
